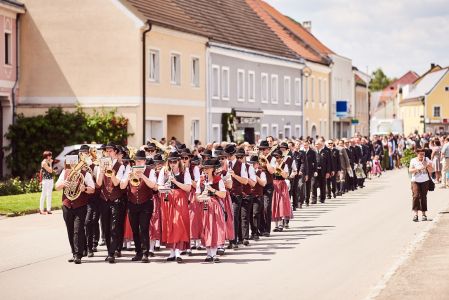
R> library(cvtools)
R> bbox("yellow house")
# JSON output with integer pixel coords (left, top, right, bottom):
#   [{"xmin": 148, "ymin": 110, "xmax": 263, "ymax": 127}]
[
  {"xmin": 425, "ymin": 68, "xmax": 449, "ymax": 134},
  {"xmin": 18, "ymin": 0, "xmax": 208, "ymax": 146}
]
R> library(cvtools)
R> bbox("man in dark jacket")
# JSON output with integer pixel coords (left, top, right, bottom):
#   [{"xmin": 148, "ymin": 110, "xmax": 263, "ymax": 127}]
[
  {"xmin": 291, "ymin": 141, "xmax": 308, "ymax": 209},
  {"xmin": 326, "ymin": 140, "xmax": 341, "ymax": 198},
  {"xmin": 302, "ymin": 141, "xmax": 316, "ymax": 207},
  {"xmin": 311, "ymin": 140, "xmax": 330, "ymax": 204}
]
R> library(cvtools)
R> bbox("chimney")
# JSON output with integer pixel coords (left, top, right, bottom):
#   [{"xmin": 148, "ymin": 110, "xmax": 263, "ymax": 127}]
[
  {"xmin": 431, "ymin": 63, "xmax": 436, "ymax": 69},
  {"xmin": 303, "ymin": 21, "xmax": 312, "ymax": 32}
]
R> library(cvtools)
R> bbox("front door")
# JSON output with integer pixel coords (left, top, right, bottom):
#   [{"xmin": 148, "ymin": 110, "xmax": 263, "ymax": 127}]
[{"xmin": 244, "ymin": 127, "xmax": 255, "ymax": 144}]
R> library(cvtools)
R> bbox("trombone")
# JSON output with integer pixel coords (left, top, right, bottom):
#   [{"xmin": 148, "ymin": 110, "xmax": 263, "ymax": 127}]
[{"xmin": 259, "ymin": 145, "xmax": 278, "ymax": 167}]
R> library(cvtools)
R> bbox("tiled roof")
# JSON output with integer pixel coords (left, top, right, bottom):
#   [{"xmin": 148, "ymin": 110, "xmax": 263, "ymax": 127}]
[
  {"xmin": 125, "ymin": 0, "xmax": 209, "ymax": 37},
  {"xmin": 174, "ymin": 0, "xmax": 300, "ymax": 60},
  {"xmin": 247, "ymin": 0, "xmax": 333, "ymax": 65},
  {"xmin": 380, "ymin": 70, "xmax": 420, "ymax": 103},
  {"xmin": 0, "ymin": 0, "xmax": 25, "ymax": 9},
  {"xmin": 403, "ymin": 68, "xmax": 449, "ymax": 101}
]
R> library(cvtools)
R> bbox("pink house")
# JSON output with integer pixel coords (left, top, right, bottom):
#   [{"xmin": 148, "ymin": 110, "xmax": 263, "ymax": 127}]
[{"xmin": 0, "ymin": 0, "xmax": 24, "ymax": 176}]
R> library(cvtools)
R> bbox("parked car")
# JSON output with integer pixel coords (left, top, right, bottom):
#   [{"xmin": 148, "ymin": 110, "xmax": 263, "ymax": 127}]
[{"xmin": 53, "ymin": 144, "xmax": 102, "ymax": 175}]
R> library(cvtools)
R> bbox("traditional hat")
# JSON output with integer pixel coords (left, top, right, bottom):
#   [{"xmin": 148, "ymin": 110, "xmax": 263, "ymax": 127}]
[
  {"xmin": 235, "ymin": 148, "xmax": 246, "ymax": 157},
  {"xmin": 105, "ymin": 142, "xmax": 117, "ymax": 150},
  {"xmin": 279, "ymin": 142, "xmax": 288, "ymax": 149},
  {"xmin": 134, "ymin": 150, "xmax": 146, "ymax": 161},
  {"xmin": 153, "ymin": 154, "xmax": 164, "ymax": 163},
  {"xmin": 247, "ymin": 155, "xmax": 259, "ymax": 164},
  {"xmin": 167, "ymin": 151, "xmax": 181, "ymax": 161},
  {"xmin": 258, "ymin": 140, "xmax": 270, "ymax": 149},
  {"xmin": 224, "ymin": 144, "xmax": 237, "ymax": 155},
  {"xmin": 146, "ymin": 142, "xmax": 156, "ymax": 150},
  {"xmin": 272, "ymin": 149, "xmax": 283, "ymax": 158},
  {"xmin": 203, "ymin": 159, "xmax": 221, "ymax": 169},
  {"xmin": 202, "ymin": 149, "xmax": 213, "ymax": 158},
  {"xmin": 79, "ymin": 144, "xmax": 90, "ymax": 153},
  {"xmin": 145, "ymin": 158, "xmax": 154, "ymax": 166}
]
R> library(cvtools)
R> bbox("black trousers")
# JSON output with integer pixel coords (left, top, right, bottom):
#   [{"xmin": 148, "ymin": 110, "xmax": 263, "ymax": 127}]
[
  {"xmin": 326, "ymin": 174, "xmax": 337, "ymax": 197},
  {"xmin": 241, "ymin": 196, "xmax": 252, "ymax": 240},
  {"xmin": 291, "ymin": 177, "xmax": 299, "ymax": 208},
  {"xmin": 261, "ymin": 184, "xmax": 273, "ymax": 234},
  {"xmin": 312, "ymin": 175, "xmax": 327, "ymax": 202},
  {"xmin": 295, "ymin": 176, "xmax": 306, "ymax": 206},
  {"xmin": 116, "ymin": 200, "xmax": 127, "ymax": 251},
  {"xmin": 250, "ymin": 195, "xmax": 263, "ymax": 237},
  {"xmin": 231, "ymin": 194, "xmax": 243, "ymax": 243},
  {"xmin": 85, "ymin": 198, "xmax": 101, "ymax": 251},
  {"xmin": 128, "ymin": 201, "xmax": 153, "ymax": 256},
  {"xmin": 100, "ymin": 200, "xmax": 123, "ymax": 257},
  {"xmin": 63, "ymin": 205, "xmax": 87, "ymax": 259}
]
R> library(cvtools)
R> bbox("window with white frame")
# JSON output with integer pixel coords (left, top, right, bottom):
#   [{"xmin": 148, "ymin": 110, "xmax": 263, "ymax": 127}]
[
  {"xmin": 212, "ymin": 124, "xmax": 220, "ymax": 142},
  {"xmin": 324, "ymin": 79, "xmax": 328, "ymax": 104},
  {"xmin": 191, "ymin": 57, "xmax": 200, "ymax": 87},
  {"xmin": 221, "ymin": 67, "xmax": 230, "ymax": 100},
  {"xmin": 261, "ymin": 73, "xmax": 268, "ymax": 103},
  {"xmin": 318, "ymin": 78, "xmax": 322, "ymax": 103},
  {"xmin": 191, "ymin": 120, "xmax": 200, "ymax": 146},
  {"xmin": 295, "ymin": 125, "xmax": 301, "ymax": 138},
  {"xmin": 237, "ymin": 69, "xmax": 245, "ymax": 101},
  {"xmin": 149, "ymin": 49, "xmax": 159, "ymax": 82},
  {"xmin": 211, "ymin": 65, "xmax": 220, "ymax": 99},
  {"xmin": 271, "ymin": 124, "xmax": 279, "ymax": 138},
  {"xmin": 284, "ymin": 76, "xmax": 291, "ymax": 104},
  {"xmin": 248, "ymin": 71, "xmax": 255, "ymax": 102},
  {"xmin": 271, "ymin": 75, "xmax": 278, "ymax": 104},
  {"xmin": 170, "ymin": 53, "xmax": 181, "ymax": 85},
  {"xmin": 261, "ymin": 124, "xmax": 269, "ymax": 139},
  {"xmin": 434, "ymin": 106, "xmax": 441, "ymax": 117},
  {"xmin": 310, "ymin": 77, "xmax": 314, "ymax": 102},
  {"xmin": 305, "ymin": 120, "xmax": 309, "ymax": 136},
  {"xmin": 294, "ymin": 78, "xmax": 301, "ymax": 105},
  {"xmin": 304, "ymin": 77, "xmax": 309, "ymax": 102},
  {"xmin": 284, "ymin": 126, "xmax": 291, "ymax": 139}
]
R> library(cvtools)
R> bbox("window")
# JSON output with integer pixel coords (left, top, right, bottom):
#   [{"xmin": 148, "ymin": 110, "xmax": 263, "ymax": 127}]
[
  {"xmin": 191, "ymin": 120, "xmax": 200, "ymax": 146},
  {"xmin": 237, "ymin": 69, "xmax": 245, "ymax": 101},
  {"xmin": 284, "ymin": 76, "xmax": 291, "ymax": 104},
  {"xmin": 294, "ymin": 78, "xmax": 301, "ymax": 105},
  {"xmin": 284, "ymin": 126, "xmax": 291, "ymax": 139},
  {"xmin": 305, "ymin": 120, "xmax": 309, "ymax": 136},
  {"xmin": 170, "ymin": 54, "xmax": 181, "ymax": 85},
  {"xmin": 271, "ymin": 75, "xmax": 278, "ymax": 104},
  {"xmin": 295, "ymin": 125, "xmax": 301, "ymax": 138},
  {"xmin": 211, "ymin": 65, "xmax": 220, "ymax": 99},
  {"xmin": 323, "ymin": 79, "xmax": 328, "ymax": 104},
  {"xmin": 261, "ymin": 124, "xmax": 269, "ymax": 139},
  {"xmin": 445, "ymin": 86, "xmax": 449, "ymax": 92},
  {"xmin": 271, "ymin": 124, "xmax": 279, "ymax": 138},
  {"xmin": 304, "ymin": 77, "xmax": 309, "ymax": 102},
  {"xmin": 191, "ymin": 57, "xmax": 200, "ymax": 87},
  {"xmin": 248, "ymin": 71, "xmax": 255, "ymax": 102},
  {"xmin": 261, "ymin": 73, "xmax": 268, "ymax": 103},
  {"xmin": 212, "ymin": 124, "xmax": 220, "ymax": 142},
  {"xmin": 318, "ymin": 78, "xmax": 322, "ymax": 103},
  {"xmin": 310, "ymin": 77, "xmax": 315, "ymax": 102},
  {"xmin": 4, "ymin": 33, "xmax": 11, "ymax": 65},
  {"xmin": 149, "ymin": 49, "xmax": 159, "ymax": 82},
  {"xmin": 145, "ymin": 119, "xmax": 164, "ymax": 141},
  {"xmin": 323, "ymin": 121, "xmax": 327, "ymax": 137},
  {"xmin": 433, "ymin": 106, "xmax": 441, "ymax": 117},
  {"xmin": 221, "ymin": 67, "xmax": 230, "ymax": 100}
]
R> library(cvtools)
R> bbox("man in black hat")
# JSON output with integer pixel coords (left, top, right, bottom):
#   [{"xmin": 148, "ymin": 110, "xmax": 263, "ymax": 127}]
[
  {"xmin": 258, "ymin": 140, "xmax": 275, "ymax": 236},
  {"xmin": 311, "ymin": 140, "xmax": 330, "ymax": 204},
  {"xmin": 247, "ymin": 155, "xmax": 266, "ymax": 240},
  {"xmin": 96, "ymin": 142, "xmax": 126, "ymax": 263},
  {"xmin": 120, "ymin": 150, "xmax": 157, "ymax": 263},
  {"xmin": 239, "ymin": 148, "xmax": 256, "ymax": 245},
  {"xmin": 224, "ymin": 144, "xmax": 249, "ymax": 248}
]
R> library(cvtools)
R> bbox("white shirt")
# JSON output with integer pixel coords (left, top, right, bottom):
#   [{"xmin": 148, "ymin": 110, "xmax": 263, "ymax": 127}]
[
  {"xmin": 56, "ymin": 169, "xmax": 95, "ymax": 189},
  {"xmin": 410, "ymin": 157, "xmax": 431, "ymax": 183},
  {"xmin": 157, "ymin": 167, "xmax": 192, "ymax": 186},
  {"xmin": 192, "ymin": 165, "xmax": 201, "ymax": 181},
  {"xmin": 247, "ymin": 164, "xmax": 257, "ymax": 181},
  {"xmin": 195, "ymin": 179, "xmax": 226, "ymax": 194}
]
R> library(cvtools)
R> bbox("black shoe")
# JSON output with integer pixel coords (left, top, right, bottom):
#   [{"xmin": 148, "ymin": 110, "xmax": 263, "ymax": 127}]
[
  {"xmin": 333, "ymin": 193, "xmax": 336, "ymax": 198},
  {"xmin": 319, "ymin": 200, "xmax": 325, "ymax": 203},
  {"xmin": 92, "ymin": 246, "xmax": 98, "ymax": 252},
  {"xmin": 273, "ymin": 227, "xmax": 279, "ymax": 232},
  {"xmin": 108, "ymin": 256, "xmax": 116, "ymax": 264},
  {"xmin": 131, "ymin": 254, "xmax": 143, "ymax": 261},
  {"xmin": 87, "ymin": 251, "xmax": 94, "ymax": 258},
  {"xmin": 293, "ymin": 206, "xmax": 297, "ymax": 211},
  {"xmin": 74, "ymin": 257, "xmax": 81, "ymax": 264},
  {"xmin": 68, "ymin": 256, "xmax": 75, "ymax": 263},
  {"xmin": 243, "ymin": 240, "xmax": 249, "ymax": 246},
  {"xmin": 149, "ymin": 251, "xmax": 155, "ymax": 257},
  {"xmin": 204, "ymin": 256, "xmax": 213, "ymax": 263},
  {"xmin": 196, "ymin": 246, "xmax": 205, "ymax": 251},
  {"xmin": 180, "ymin": 250, "xmax": 187, "ymax": 255},
  {"xmin": 284, "ymin": 224, "xmax": 289, "ymax": 229},
  {"xmin": 155, "ymin": 246, "xmax": 161, "ymax": 251},
  {"xmin": 217, "ymin": 248, "xmax": 225, "ymax": 255},
  {"xmin": 422, "ymin": 215, "xmax": 428, "ymax": 221},
  {"xmin": 166, "ymin": 256, "xmax": 176, "ymax": 262},
  {"xmin": 213, "ymin": 256, "xmax": 221, "ymax": 263},
  {"xmin": 190, "ymin": 245, "xmax": 197, "ymax": 250},
  {"xmin": 327, "ymin": 195, "xmax": 331, "ymax": 199},
  {"xmin": 141, "ymin": 255, "xmax": 149, "ymax": 263},
  {"xmin": 413, "ymin": 215, "xmax": 419, "ymax": 222},
  {"xmin": 253, "ymin": 235, "xmax": 260, "ymax": 241},
  {"xmin": 104, "ymin": 256, "xmax": 110, "ymax": 262},
  {"xmin": 114, "ymin": 251, "xmax": 122, "ymax": 258},
  {"xmin": 176, "ymin": 257, "xmax": 183, "ymax": 263},
  {"xmin": 263, "ymin": 232, "xmax": 270, "ymax": 237},
  {"xmin": 232, "ymin": 244, "xmax": 238, "ymax": 250},
  {"xmin": 226, "ymin": 244, "xmax": 233, "ymax": 249}
]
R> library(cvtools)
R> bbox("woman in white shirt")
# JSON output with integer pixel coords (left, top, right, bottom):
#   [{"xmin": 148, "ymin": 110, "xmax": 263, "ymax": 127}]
[{"xmin": 409, "ymin": 148, "xmax": 433, "ymax": 222}]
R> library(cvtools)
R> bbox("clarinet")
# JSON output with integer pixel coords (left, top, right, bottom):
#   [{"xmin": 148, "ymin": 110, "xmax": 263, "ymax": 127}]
[{"xmin": 203, "ymin": 173, "xmax": 209, "ymax": 211}]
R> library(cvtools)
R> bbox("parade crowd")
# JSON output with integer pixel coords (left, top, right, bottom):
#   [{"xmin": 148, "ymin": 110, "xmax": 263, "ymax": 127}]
[{"xmin": 39, "ymin": 132, "xmax": 448, "ymax": 265}]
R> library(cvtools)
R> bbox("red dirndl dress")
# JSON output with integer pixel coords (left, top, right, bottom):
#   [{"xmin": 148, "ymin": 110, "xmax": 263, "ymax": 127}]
[
  {"xmin": 223, "ymin": 191, "xmax": 235, "ymax": 241},
  {"xmin": 149, "ymin": 194, "xmax": 162, "ymax": 240},
  {"xmin": 201, "ymin": 196, "xmax": 226, "ymax": 248},
  {"xmin": 272, "ymin": 179, "xmax": 293, "ymax": 221},
  {"xmin": 189, "ymin": 189, "xmax": 204, "ymax": 240},
  {"xmin": 123, "ymin": 213, "xmax": 133, "ymax": 241},
  {"xmin": 160, "ymin": 188, "xmax": 190, "ymax": 250}
]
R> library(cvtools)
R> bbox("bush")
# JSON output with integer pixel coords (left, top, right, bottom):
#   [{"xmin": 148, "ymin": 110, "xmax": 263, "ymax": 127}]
[
  {"xmin": 401, "ymin": 148, "xmax": 416, "ymax": 168},
  {"xmin": 0, "ymin": 176, "xmax": 44, "ymax": 196},
  {"xmin": 5, "ymin": 106, "xmax": 132, "ymax": 178}
]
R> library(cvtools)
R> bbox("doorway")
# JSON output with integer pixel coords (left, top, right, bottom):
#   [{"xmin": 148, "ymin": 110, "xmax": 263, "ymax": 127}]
[
  {"xmin": 244, "ymin": 127, "xmax": 255, "ymax": 144},
  {"xmin": 311, "ymin": 125, "xmax": 317, "ymax": 139},
  {"xmin": 167, "ymin": 115, "xmax": 184, "ymax": 142}
]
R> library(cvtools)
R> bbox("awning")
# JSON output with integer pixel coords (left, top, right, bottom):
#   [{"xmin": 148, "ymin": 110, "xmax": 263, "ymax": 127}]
[{"xmin": 233, "ymin": 108, "xmax": 264, "ymax": 118}]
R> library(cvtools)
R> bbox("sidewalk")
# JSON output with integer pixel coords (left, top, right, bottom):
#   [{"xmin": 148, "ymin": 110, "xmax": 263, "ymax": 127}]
[{"xmin": 377, "ymin": 207, "xmax": 449, "ymax": 299}]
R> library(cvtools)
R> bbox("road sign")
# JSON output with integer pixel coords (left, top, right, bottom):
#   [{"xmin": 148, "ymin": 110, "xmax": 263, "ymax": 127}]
[{"xmin": 336, "ymin": 100, "xmax": 348, "ymax": 118}]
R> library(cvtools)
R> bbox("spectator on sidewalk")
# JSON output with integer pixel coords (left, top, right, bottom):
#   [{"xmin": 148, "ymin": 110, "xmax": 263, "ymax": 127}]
[
  {"xmin": 39, "ymin": 150, "xmax": 54, "ymax": 214},
  {"xmin": 409, "ymin": 148, "xmax": 433, "ymax": 222},
  {"xmin": 441, "ymin": 137, "xmax": 449, "ymax": 188}
]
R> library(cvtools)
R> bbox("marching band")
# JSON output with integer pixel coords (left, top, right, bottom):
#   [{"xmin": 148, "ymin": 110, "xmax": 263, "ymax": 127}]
[{"xmin": 56, "ymin": 136, "xmax": 372, "ymax": 264}]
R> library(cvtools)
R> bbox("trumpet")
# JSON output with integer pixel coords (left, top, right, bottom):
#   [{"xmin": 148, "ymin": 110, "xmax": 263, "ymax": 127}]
[{"xmin": 130, "ymin": 166, "xmax": 145, "ymax": 187}]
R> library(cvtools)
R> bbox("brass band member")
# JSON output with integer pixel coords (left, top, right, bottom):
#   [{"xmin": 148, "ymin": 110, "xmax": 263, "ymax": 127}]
[
  {"xmin": 149, "ymin": 154, "xmax": 164, "ymax": 255},
  {"xmin": 247, "ymin": 155, "xmax": 267, "ymax": 240},
  {"xmin": 55, "ymin": 145, "xmax": 95, "ymax": 264},
  {"xmin": 120, "ymin": 150, "xmax": 157, "ymax": 263}
]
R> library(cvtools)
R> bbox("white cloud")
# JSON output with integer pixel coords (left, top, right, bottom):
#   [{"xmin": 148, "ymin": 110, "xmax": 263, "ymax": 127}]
[{"xmin": 265, "ymin": 0, "xmax": 449, "ymax": 78}]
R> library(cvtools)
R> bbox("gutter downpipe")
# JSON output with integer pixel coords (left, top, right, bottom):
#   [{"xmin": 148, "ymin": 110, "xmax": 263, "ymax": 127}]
[
  {"xmin": 12, "ymin": 14, "xmax": 20, "ymax": 126},
  {"xmin": 142, "ymin": 20, "xmax": 152, "ymax": 144}
]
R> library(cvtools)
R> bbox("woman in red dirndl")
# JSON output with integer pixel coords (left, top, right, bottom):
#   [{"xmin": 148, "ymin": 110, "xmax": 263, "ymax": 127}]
[
  {"xmin": 157, "ymin": 152, "xmax": 192, "ymax": 263},
  {"xmin": 271, "ymin": 150, "xmax": 293, "ymax": 232},
  {"xmin": 149, "ymin": 156, "xmax": 165, "ymax": 255}
]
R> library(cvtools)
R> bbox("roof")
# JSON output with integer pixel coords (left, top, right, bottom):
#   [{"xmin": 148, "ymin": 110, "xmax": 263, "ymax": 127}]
[
  {"xmin": 246, "ymin": 0, "xmax": 332, "ymax": 65},
  {"xmin": 403, "ymin": 68, "xmax": 449, "ymax": 101},
  {"xmin": 173, "ymin": 0, "xmax": 299, "ymax": 60},
  {"xmin": 379, "ymin": 70, "xmax": 419, "ymax": 103},
  {"xmin": 0, "ymin": 0, "xmax": 25, "ymax": 10},
  {"xmin": 125, "ymin": 0, "xmax": 208, "ymax": 37},
  {"xmin": 355, "ymin": 74, "xmax": 367, "ymax": 87}
]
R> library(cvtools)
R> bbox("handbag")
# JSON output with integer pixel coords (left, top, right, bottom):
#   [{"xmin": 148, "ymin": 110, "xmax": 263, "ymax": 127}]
[{"xmin": 426, "ymin": 169, "xmax": 435, "ymax": 192}]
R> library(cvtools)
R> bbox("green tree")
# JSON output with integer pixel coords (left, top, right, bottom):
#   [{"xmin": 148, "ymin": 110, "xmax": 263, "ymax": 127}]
[{"xmin": 369, "ymin": 68, "xmax": 391, "ymax": 92}]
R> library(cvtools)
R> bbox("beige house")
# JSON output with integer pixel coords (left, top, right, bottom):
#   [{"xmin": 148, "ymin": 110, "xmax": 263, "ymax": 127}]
[
  {"xmin": 353, "ymin": 69, "xmax": 370, "ymax": 136},
  {"xmin": 18, "ymin": 0, "xmax": 208, "ymax": 146}
]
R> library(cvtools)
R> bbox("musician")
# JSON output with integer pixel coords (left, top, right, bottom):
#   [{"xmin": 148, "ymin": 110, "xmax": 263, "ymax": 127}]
[
  {"xmin": 302, "ymin": 141, "xmax": 317, "ymax": 207},
  {"xmin": 292, "ymin": 141, "xmax": 308, "ymax": 210},
  {"xmin": 157, "ymin": 151, "xmax": 192, "ymax": 263},
  {"xmin": 149, "ymin": 154, "xmax": 164, "ymax": 255},
  {"xmin": 258, "ymin": 140, "xmax": 275, "ymax": 237},
  {"xmin": 224, "ymin": 144, "xmax": 248, "ymax": 248},
  {"xmin": 278, "ymin": 142, "xmax": 296, "ymax": 228},
  {"xmin": 120, "ymin": 150, "xmax": 156, "ymax": 263},
  {"xmin": 311, "ymin": 140, "xmax": 330, "ymax": 204},
  {"xmin": 239, "ymin": 148, "xmax": 256, "ymax": 246},
  {"xmin": 96, "ymin": 142, "xmax": 126, "ymax": 264},
  {"xmin": 196, "ymin": 159, "xmax": 226, "ymax": 263},
  {"xmin": 247, "ymin": 155, "xmax": 266, "ymax": 240},
  {"xmin": 270, "ymin": 150, "xmax": 292, "ymax": 231},
  {"xmin": 55, "ymin": 151, "xmax": 95, "ymax": 264},
  {"xmin": 326, "ymin": 140, "xmax": 341, "ymax": 199},
  {"xmin": 145, "ymin": 142, "xmax": 157, "ymax": 159}
]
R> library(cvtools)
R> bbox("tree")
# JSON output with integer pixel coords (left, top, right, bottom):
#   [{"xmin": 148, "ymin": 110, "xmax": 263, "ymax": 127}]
[{"xmin": 369, "ymin": 68, "xmax": 391, "ymax": 92}]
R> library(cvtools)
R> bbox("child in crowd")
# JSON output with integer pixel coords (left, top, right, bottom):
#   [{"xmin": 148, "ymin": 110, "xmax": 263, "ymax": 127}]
[{"xmin": 371, "ymin": 155, "xmax": 382, "ymax": 177}]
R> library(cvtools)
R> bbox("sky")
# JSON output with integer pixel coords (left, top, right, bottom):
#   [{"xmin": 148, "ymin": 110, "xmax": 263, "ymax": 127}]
[{"xmin": 265, "ymin": 0, "xmax": 449, "ymax": 79}]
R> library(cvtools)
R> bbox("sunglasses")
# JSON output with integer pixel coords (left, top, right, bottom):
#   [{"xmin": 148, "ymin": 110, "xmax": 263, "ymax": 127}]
[
  {"xmin": 219, "ymin": 157, "xmax": 226, "ymax": 160},
  {"xmin": 182, "ymin": 157, "xmax": 190, "ymax": 160},
  {"xmin": 147, "ymin": 149, "xmax": 156, "ymax": 152}
]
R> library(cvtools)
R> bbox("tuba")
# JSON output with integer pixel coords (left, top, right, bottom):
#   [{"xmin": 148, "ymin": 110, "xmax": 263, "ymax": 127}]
[{"xmin": 64, "ymin": 157, "xmax": 88, "ymax": 201}]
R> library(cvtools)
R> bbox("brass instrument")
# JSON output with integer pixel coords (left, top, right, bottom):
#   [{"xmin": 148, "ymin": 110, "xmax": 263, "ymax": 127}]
[
  {"xmin": 275, "ymin": 154, "xmax": 289, "ymax": 177},
  {"xmin": 100, "ymin": 157, "xmax": 114, "ymax": 177},
  {"xmin": 197, "ymin": 173, "xmax": 210, "ymax": 211},
  {"xmin": 259, "ymin": 145, "xmax": 278, "ymax": 167},
  {"xmin": 130, "ymin": 166, "xmax": 145, "ymax": 187},
  {"xmin": 148, "ymin": 138, "xmax": 174, "ymax": 160},
  {"xmin": 64, "ymin": 156, "xmax": 88, "ymax": 201}
]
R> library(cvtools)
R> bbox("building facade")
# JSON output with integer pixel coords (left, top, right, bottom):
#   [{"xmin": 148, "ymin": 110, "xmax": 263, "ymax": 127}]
[{"xmin": 353, "ymin": 70, "xmax": 370, "ymax": 136}]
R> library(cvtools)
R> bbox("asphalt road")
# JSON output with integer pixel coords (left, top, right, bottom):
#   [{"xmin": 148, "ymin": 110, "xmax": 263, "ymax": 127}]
[{"xmin": 0, "ymin": 169, "xmax": 448, "ymax": 300}]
